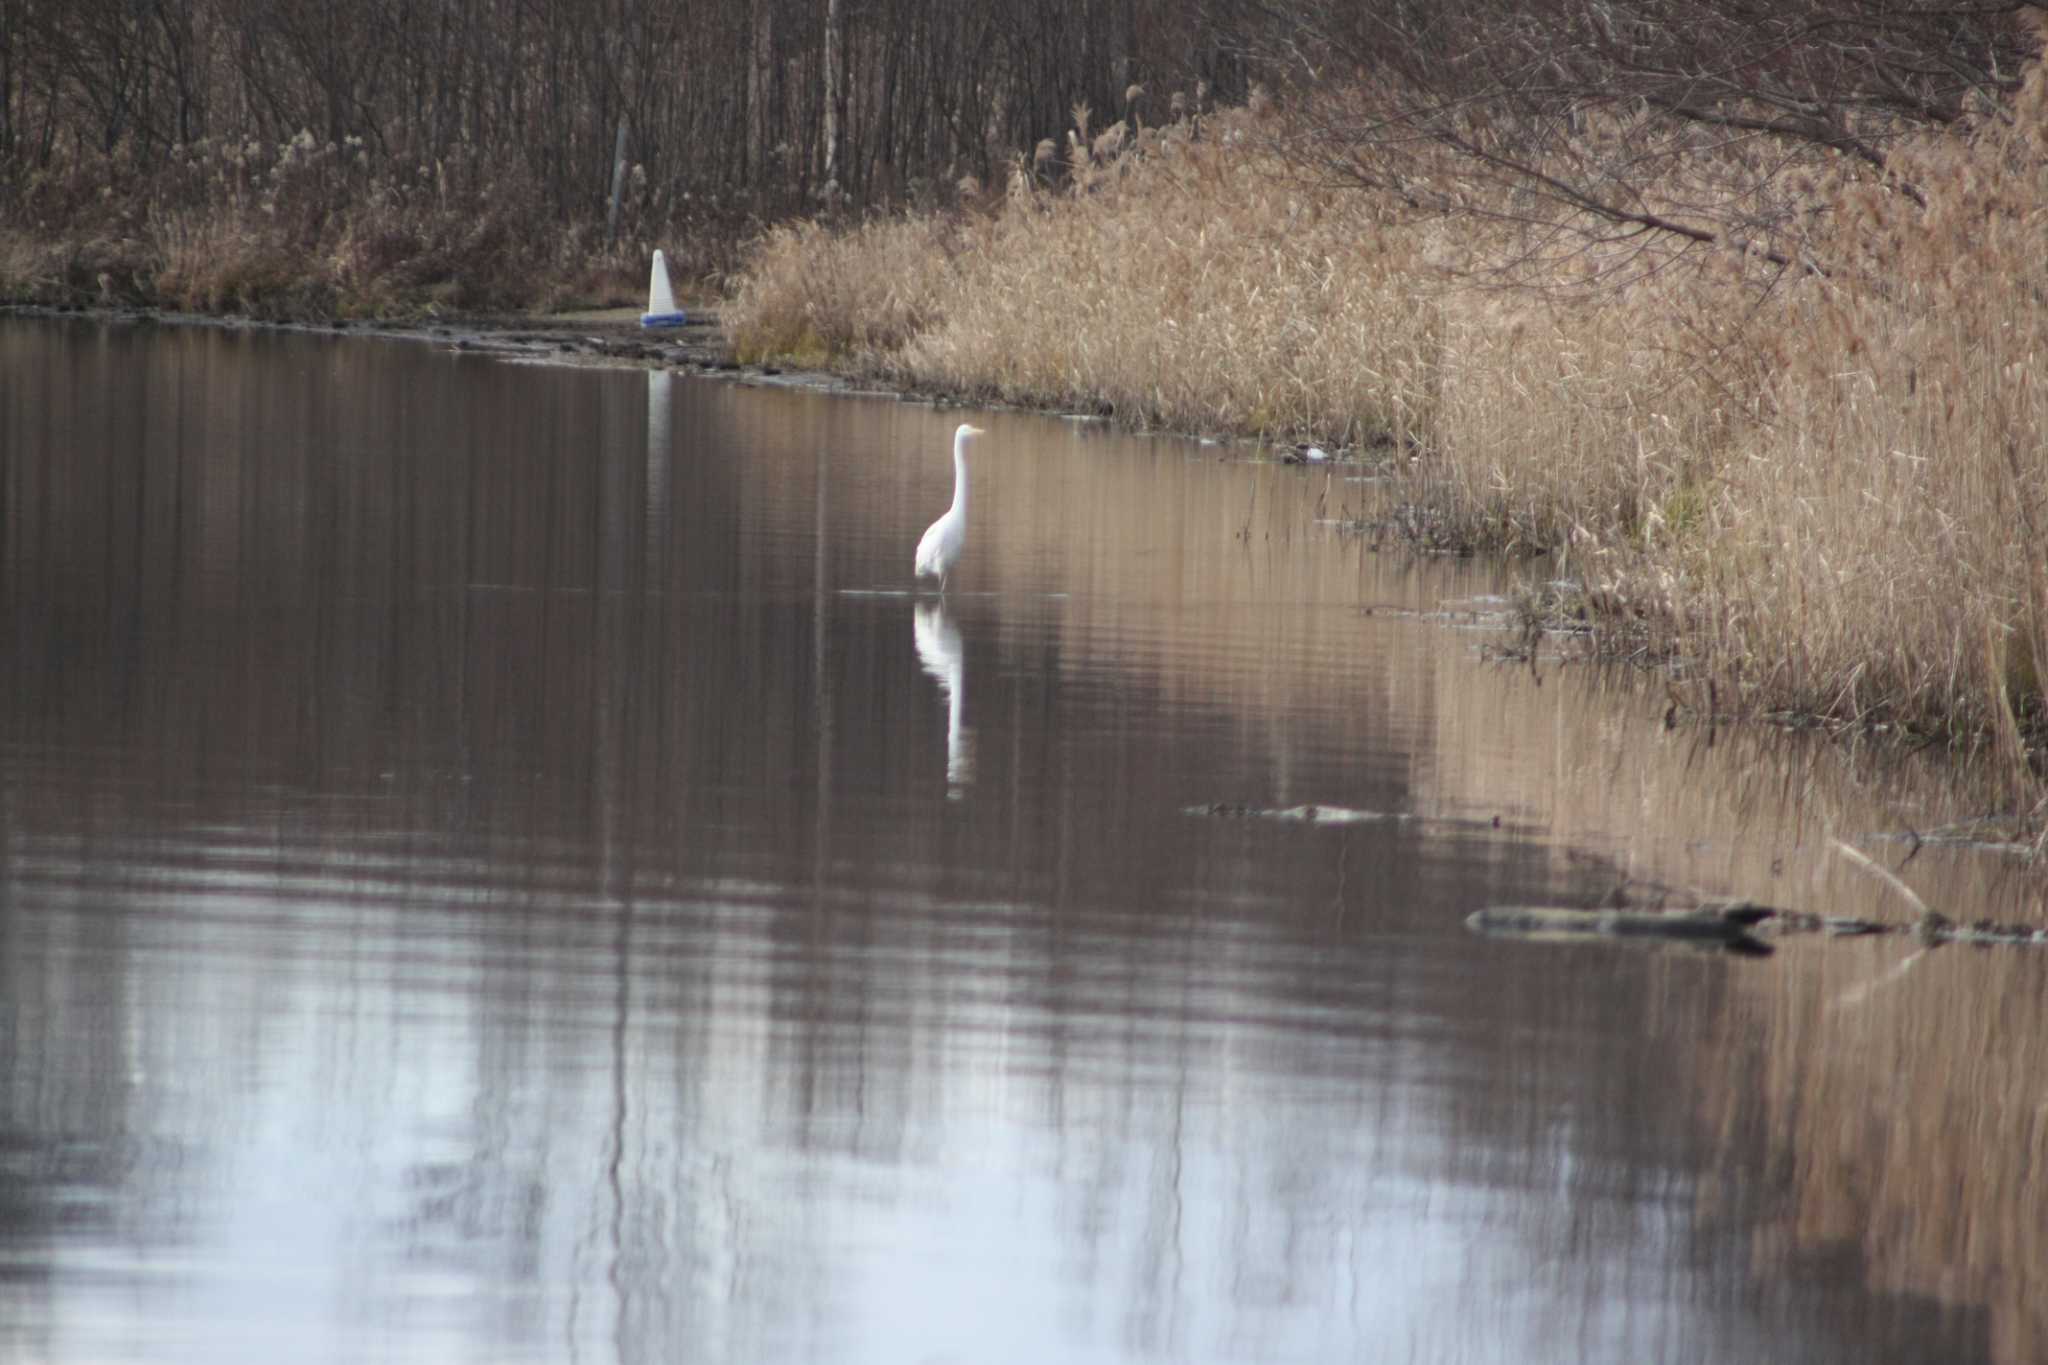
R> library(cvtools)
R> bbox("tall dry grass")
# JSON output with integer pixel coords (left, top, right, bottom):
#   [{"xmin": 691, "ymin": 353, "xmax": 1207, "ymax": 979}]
[
  {"xmin": 1689, "ymin": 88, "xmax": 2048, "ymax": 763},
  {"xmin": 727, "ymin": 214, "xmax": 965, "ymax": 363},
  {"xmin": 724, "ymin": 73, "xmax": 2048, "ymax": 783},
  {"xmin": 908, "ymin": 104, "xmax": 1442, "ymax": 454}
]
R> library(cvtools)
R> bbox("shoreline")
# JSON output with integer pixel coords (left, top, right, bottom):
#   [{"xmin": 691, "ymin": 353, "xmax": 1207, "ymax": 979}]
[
  {"xmin": 0, "ymin": 298, "xmax": 991, "ymax": 407},
  {"xmin": 7, "ymin": 306, "xmax": 2034, "ymax": 825},
  {"xmin": 5, "ymin": 298, "xmax": 734, "ymax": 373},
  {"xmin": 8, "ymin": 294, "xmax": 2039, "ymax": 847},
  {"xmin": 3, "ymin": 297, "xmax": 1281, "ymax": 432}
]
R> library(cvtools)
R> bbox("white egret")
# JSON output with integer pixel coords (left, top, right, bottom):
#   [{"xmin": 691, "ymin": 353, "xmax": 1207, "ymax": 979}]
[{"xmin": 914, "ymin": 423, "xmax": 985, "ymax": 593}]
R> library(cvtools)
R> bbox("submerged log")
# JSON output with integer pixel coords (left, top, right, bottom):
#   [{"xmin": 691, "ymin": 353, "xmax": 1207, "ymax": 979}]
[
  {"xmin": 1468, "ymin": 901, "xmax": 2048, "ymax": 952},
  {"xmin": 1467, "ymin": 901, "xmax": 1778, "ymax": 952},
  {"xmin": 1188, "ymin": 802, "xmax": 2048, "ymax": 951},
  {"xmin": 1185, "ymin": 801, "xmax": 1411, "ymax": 825},
  {"xmin": 1184, "ymin": 801, "xmax": 1508, "ymax": 833}
]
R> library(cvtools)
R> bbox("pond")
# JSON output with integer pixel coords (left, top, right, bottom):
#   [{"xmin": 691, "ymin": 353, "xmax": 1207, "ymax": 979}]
[{"xmin": 1, "ymin": 315, "xmax": 2040, "ymax": 1363}]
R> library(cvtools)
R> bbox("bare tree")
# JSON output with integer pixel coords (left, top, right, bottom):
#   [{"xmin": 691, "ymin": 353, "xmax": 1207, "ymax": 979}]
[
  {"xmin": 1216, "ymin": 0, "xmax": 2045, "ymax": 272},
  {"xmin": 2, "ymin": 0, "xmax": 1249, "ymax": 222},
  {"xmin": 822, "ymin": 0, "xmax": 843, "ymax": 190}
]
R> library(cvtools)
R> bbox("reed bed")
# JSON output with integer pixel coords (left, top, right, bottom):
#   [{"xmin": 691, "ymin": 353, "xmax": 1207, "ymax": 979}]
[
  {"xmin": 727, "ymin": 215, "xmax": 964, "ymax": 363},
  {"xmin": 725, "ymin": 76, "xmax": 2048, "ymax": 782}
]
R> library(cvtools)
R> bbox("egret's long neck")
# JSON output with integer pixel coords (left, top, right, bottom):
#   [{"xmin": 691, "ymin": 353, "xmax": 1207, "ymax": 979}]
[{"xmin": 949, "ymin": 435, "xmax": 970, "ymax": 516}]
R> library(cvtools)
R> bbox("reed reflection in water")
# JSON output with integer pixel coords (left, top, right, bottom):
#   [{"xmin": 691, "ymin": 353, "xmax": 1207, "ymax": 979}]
[{"xmin": 0, "ymin": 316, "xmax": 2017, "ymax": 1364}]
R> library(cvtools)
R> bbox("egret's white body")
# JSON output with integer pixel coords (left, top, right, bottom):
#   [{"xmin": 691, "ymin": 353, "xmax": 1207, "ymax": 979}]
[{"xmin": 915, "ymin": 423, "xmax": 984, "ymax": 593}]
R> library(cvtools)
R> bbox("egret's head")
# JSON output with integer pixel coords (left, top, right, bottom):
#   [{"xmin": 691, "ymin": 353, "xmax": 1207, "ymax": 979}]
[{"xmin": 957, "ymin": 423, "xmax": 986, "ymax": 441}]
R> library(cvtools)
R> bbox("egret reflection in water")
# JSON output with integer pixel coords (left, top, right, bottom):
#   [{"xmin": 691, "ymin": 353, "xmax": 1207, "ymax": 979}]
[{"xmin": 913, "ymin": 600, "xmax": 974, "ymax": 792}]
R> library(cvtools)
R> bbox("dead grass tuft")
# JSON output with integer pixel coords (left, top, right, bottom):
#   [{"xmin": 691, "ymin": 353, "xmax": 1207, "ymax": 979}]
[{"xmin": 726, "ymin": 215, "xmax": 965, "ymax": 364}]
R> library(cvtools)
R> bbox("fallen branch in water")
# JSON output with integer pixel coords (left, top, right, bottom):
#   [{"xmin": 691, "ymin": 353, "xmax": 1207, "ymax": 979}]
[
  {"xmin": 1184, "ymin": 801, "xmax": 1512, "ymax": 833},
  {"xmin": 1187, "ymin": 801, "xmax": 1411, "ymax": 826},
  {"xmin": 1189, "ymin": 803, "xmax": 2047, "ymax": 952},
  {"xmin": 1467, "ymin": 902, "xmax": 1779, "ymax": 954},
  {"xmin": 1467, "ymin": 898, "xmax": 2048, "ymax": 955}
]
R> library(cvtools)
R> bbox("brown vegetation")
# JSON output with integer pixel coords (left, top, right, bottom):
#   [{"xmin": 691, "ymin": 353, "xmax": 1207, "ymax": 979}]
[
  {"xmin": 1, "ymin": 132, "xmax": 681, "ymax": 316},
  {"xmin": 1, "ymin": 0, "xmax": 1242, "ymax": 314},
  {"xmin": 7, "ymin": 1, "xmax": 2045, "ymax": 784},
  {"xmin": 725, "ymin": 33, "xmax": 2048, "ymax": 784}
]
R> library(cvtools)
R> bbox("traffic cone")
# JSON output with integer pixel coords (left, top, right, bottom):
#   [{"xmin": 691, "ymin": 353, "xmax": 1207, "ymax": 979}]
[{"xmin": 640, "ymin": 249, "xmax": 686, "ymax": 328}]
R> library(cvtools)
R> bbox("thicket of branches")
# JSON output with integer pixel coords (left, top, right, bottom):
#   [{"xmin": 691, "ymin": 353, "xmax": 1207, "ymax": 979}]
[
  {"xmin": 1217, "ymin": 0, "xmax": 2046, "ymax": 277},
  {"xmin": 6, "ymin": 1, "xmax": 2039, "ymax": 238},
  {"xmin": 4, "ymin": 1, "xmax": 2041, "ymax": 315},
  {"xmin": 0, "ymin": 0, "xmax": 1243, "ymax": 222}
]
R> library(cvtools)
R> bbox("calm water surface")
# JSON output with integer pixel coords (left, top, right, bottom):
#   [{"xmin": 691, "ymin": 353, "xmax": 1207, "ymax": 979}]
[{"xmin": 2, "ymin": 317, "xmax": 2042, "ymax": 1363}]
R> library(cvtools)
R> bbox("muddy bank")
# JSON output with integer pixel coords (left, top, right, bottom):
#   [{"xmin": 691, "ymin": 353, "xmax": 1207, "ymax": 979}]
[
  {"xmin": 3, "ymin": 298, "xmax": 1295, "ymax": 440},
  {"xmin": 0, "ymin": 301, "xmax": 879, "ymax": 397}
]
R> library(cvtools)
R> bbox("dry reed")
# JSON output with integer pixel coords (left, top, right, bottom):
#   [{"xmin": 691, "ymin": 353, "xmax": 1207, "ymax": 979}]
[
  {"xmin": 726, "ymin": 214, "xmax": 966, "ymax": 363},
  {"xmin": 723, "ymin": 71, "xmax": 2048, "ymax": 780}
]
